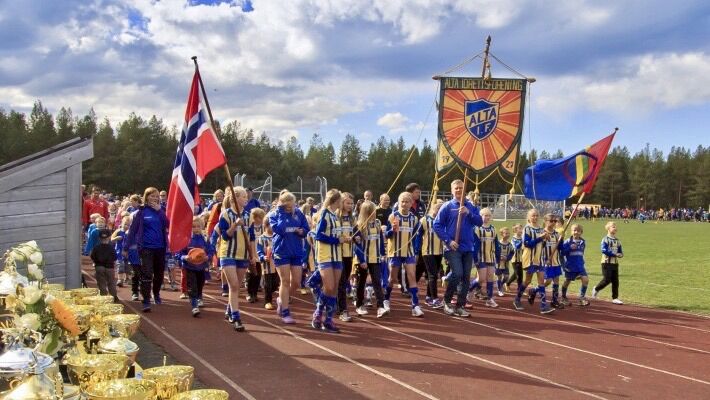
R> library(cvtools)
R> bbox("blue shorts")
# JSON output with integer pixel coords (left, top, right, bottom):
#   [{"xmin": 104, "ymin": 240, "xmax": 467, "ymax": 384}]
[
  {"xmin": 477, "ymin": 262, "xmax": 495, "ymax": 270},
  {"xmin": 274, "ymin": 256, "xmax": 302, "ymax": 267},
  {"xmin": 564, "ymin": 269, "xmax": 588, "ymax": 281},
  {"xmin": 220, "ymin": 258, "xmax": 250, "ymax": 269},
  {"xmin": 388, "ymin": 256, "xmax": 416, "ymax": 267},
  {"xmin": 318, "ymin": 261, "xmax": 344, "ymax": 270},
  {"xmin": 544, "ymin": 266, "xmax": 563, "ymax": 280},
  {"xmin": 525, "ymin": 265, "xmax": 543, "ymax": 274}
]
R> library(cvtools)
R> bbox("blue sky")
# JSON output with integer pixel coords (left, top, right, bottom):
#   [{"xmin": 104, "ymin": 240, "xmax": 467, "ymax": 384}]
[{"xmin": 0, "ymin": 0, "xmax": 708, "ymax": 156}]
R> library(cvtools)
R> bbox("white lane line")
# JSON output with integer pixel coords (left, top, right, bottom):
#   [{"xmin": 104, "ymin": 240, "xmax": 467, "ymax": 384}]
[
  {"xmin": 83, "ymin": 273, "xmax": 257, "ymax": 400},
  {"xmin": 387, "ymin": 298, "xmax": 710, "ymax": 386},
  {"xmin": 288, "ymin": 297, "xmax": 608, "ymax": 399},
  {"xmin": 477, "ymin": 300, "xmax": 710, "ymax": 355},
  {"xmin": 588, "ymin": 309, "xmax": 710, "ymax": 334},
  {"xmin": 623, "ymin": 279, "xmax": 710, "ymax": 293},
  {"xmin": 204, "ymin": 294, "xmax": 440, "ymax": 400}
]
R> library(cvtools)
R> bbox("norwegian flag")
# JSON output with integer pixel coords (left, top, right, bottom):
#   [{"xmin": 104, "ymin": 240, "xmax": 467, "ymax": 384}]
[{"xmin": 166, "ymin": 71, "xmax": 226, "ymax": 252}]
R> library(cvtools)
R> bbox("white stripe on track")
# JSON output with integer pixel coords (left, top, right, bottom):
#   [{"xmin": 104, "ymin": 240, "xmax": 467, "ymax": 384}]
[
  {"xmin": 387, "ymin": 298, "xmax": 710, "ymax": 386},
  {"xmin": 289, "ymin": 297, "xmax": 608, "ymax": 399},
  {"xmin": 204, "ymin": 295, "xmax": 440, "ymax": 400},
  {"xmin": 588, "ymin": 308, "xmax": 710, "ymax": 333},
  {"xmin": 82, "ymin": 273, "xmax": 257, "ymax": 400}
]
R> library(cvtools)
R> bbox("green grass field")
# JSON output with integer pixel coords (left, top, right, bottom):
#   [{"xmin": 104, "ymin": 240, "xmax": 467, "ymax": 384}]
[{"xmin": 503, "ymin": 219, "xmax": 710, "ymax": 315}]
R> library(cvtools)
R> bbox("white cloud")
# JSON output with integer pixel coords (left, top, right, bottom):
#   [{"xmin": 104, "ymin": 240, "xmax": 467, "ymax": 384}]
[
  {"xmin": 535, "ymin": 52, "xmax": 710, "ymax": 116},
  {"xmin": 377, "ymin": 112, "xmax": 410, "ymax": 132}
]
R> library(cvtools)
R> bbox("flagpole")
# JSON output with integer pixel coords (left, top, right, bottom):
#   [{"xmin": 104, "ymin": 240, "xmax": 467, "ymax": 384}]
[{"xmin": 191, "ymin": 56, "xmax": 255, "ymax": 267}]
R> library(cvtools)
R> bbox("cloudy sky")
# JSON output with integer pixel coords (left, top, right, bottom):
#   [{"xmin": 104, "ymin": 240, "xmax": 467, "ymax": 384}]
[{"xmin": 1, "ymin": 0, "xmax": 708, "ymax": 155}]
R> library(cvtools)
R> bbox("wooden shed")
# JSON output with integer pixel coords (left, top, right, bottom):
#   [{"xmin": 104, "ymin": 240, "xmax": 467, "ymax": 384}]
[{"xmin": 0, "ymin": 138, "xmax": 93, "ymax": 288}]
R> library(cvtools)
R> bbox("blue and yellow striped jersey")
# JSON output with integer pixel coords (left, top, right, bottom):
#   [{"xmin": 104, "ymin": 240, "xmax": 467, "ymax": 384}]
[
  {"xmin": 339, "ymin": 214, "xmax": 354, "ymax": 258},
  {"xmin": 315, "ymin": 209, "xmax": 342, "ymax": 264},
  {"xmin": 420, "ymin": 216, "xmax": 443, "ymax": 256},
  {"xmin": 217, "ymin": 209, "xmax": 254, "ymax": 260},
  {"xmin": 498, "ymin": 241, "xmax": 513, "ymax": 268},
  {"xmin": 511, "ymin": 236, "xmax": 523, "ymax": 263},
  {"xmin": 541, "ymin": 230, "xmax": 562, "ymax": 267},
  {"xmin": 256, "ymin": 234, "xmax": 273, "ymax": 272},
  {"xmin": 355, "ymin": 220, "xmax": 385, "ymax": 264},
  {"xmin": 475, "ymin": 225, "xmax": 498, "ymax": 264},
  {"xmin": 522, "ymin": 225, "xmax": 545, "ymax": 269},
  {"xmin": 386, "ymin": 210, "xmax": 419, "ymax": 258},
  {"xmin": 601, "ymin": 236, "xmax": 622, "ymax": 264}
]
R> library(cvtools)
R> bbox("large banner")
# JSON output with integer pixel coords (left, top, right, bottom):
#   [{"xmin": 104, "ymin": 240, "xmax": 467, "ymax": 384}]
[{"xmin": 437, "ymin": 77, "xmax": 526, "ymax": 174}]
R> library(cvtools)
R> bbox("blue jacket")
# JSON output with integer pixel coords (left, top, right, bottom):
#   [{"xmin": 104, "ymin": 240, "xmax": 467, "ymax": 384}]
[
  {"xmin": 84, "ymin": 226, "xmax": 100, "ymax": 256},
  {"xmin": 123, "ymin": 206, "xmax": 169, "ymax": 253},
  {"xmin": 177, "ymin": 233, "xmax": 215, "ymax": 271},
  {"xmin": 269, "ymin": 207, "xmax": 309, "ymax": 258},
  {"xmin": 562, "ymin": 237, "xmax": 586, "ymax": 272},
  {"xmin": 433, "ymin": 198, "xmax": 482, "ymax": 253}
]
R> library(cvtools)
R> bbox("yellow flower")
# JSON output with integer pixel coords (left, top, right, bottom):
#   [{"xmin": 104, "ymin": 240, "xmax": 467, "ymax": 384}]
[{"xmin": 49, "ymin": 298, "xmax": 80, "ymax": 336}]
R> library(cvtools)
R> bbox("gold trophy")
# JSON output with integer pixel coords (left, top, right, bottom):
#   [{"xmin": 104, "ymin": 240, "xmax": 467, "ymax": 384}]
[{"xmin": 142, "ymin": 365, "xmax": 194, "ymax": 400}]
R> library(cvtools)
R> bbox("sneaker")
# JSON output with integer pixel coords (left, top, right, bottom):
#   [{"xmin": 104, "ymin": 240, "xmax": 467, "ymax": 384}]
[
  {"xmin": 355, "ymin": 306, "xmax": 368, "ymax": 316},
  {"xmin": 441, "ymin": 275, "xmax": 448, "ymax": 288},
  {"xmin": 540, "ymin": 305, "xmax": 555, "ymax": 314},
  {"xmin": 197, "ymin": 299, "xmax": 204, "ymax": 307},
  {"xmin": 612, "ymin": 298, "xmax": 624, "ymax": 305},
  {"xmin": 192, "ymin": 307, "xmax": 200, "ymax": 317},
  {"xmin": 453, "ymin": 307, "xmax": 470, "ymax": 318},
  {"xmin": 376, "ymin": 307, "xmax": 388, "ymax": 318},
  {"xmin": 592, "ymin": 288, "xmax": 598, "ymax": 299},
  {"xmin": 265, "ymin": 303, "xmax": 274, "ymax": 310},
  {"xmin": 425, "ymin": 297, "xmax": 435, "ymax": 307},
  {"xmin": 234, "ymin": 319, "xmax": 245, "ymax": 332},
  {"xmin": 339, "ymin": 311, "xmax": 353, "ymax": 322},
  {"xmin": 475, "ymin": 290, "xmax": 486, "ymax": 300},
  {"xmin": 246, "ymin": 295, "xmax": 256, "ymax": 303},
  {"xmin": 365, "ymin": 286, "xmax": 374, "ymax": 304},
  {"xmin": 578, "ymin": 298, "xmax": 590, "ymax": 306},
  {"xmin": 154, "ymin": 295, "xmax": 162, "ymax": 305},
  {"xmin": 131, "ymin": 294, "xmax": 139, "ymax": 301},
  {"xmin": 179, "ymin": 293, "xmax": 188, "ymax": 299},
  {"xmin": 311, "ymin": 315, "xmax": 323, "ymax": 330},
  {"xmin": 527, "ymin": 289, "xmax": 535, "ymax": 305},
  {"xmin": 221, "ymin": 292, "xmax": 229, "ymax": 297},
  {"xmin": 497, "ymin": 290, "xmax": 504, "ymax": 297},
  {"xmin": 412, "ymin": 305, "xmax": 424, "ymax": 317},
  {"xmin": 322, "ymin": 320, "xmax": 340, "ymax": 333},
  {"xmin": 431, "ymin": 298, "xmax": 445, "ymax": 309},
  {"xmin": 383, "ymin": 300, "xmax": 391, "ymax": 312},
  {"xmin": 299, "ymin": 288, "xmax": 308, "ymax": 295},
  {"xmin": 142, "ymin": 303, "xmax": 151, "ymax": 313},
  {"xmin": 225, "ymin": 311, "xmax": 231, "ymax": 321},
  {"xmin": 444, "ymin": 303, "xmax": 455, "ymax": 315},
  {"xmin": 551, "ymin": 301, "xmax": 565, "ymax": 309},
  {"xmin": 485, "ymin": 299, "xmax": 499, "ymax": 308},
  {"xmin": 503, "ymin": 283, "xmax": 509, "ymax": 292},
  {"xmin": 513, "ymin": 299, "xmax": 524, "ymax": 311},
  {"xmin": 282, "ymin": 315, "xmax": 296, "ymax": 324},
  {"xmin": 560, "ymin": 297, "xmax": 571, "ymax": 306},
  {"xmin": 365, "ymin": 298, "xmax": 373, "ymax": 308},
  {"xmin": 117, "ymin": 280, "xmax": 124, "ymax": 288}
]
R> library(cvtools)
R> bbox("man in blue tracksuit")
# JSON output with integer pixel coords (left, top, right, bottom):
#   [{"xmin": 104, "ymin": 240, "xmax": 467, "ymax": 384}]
[{"xmin": 433, "ymin": 179, "xmax": 482, "ymax": 317}]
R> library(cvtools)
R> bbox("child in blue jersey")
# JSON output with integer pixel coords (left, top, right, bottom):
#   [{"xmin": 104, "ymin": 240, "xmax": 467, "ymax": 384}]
[
  {"xmin": 85, "ymin": 216, "xmax": 106, "ymax": 256},
  {"xmin": 312, "ymin": 189, "xmax": 350, "ymax": 332},
  {"xmin": 469, "ymin": 208, "xmax": 500, "ymax": 308},
  {"xmin": 353, "ymin": 200, "xmax": 387, "ymax": 318},
  {"xmin": 560, "ymin": 224, "xmax": 590, "ymax": 306},
  {"xmin": 513, "ymin": 209, "xmax": 554, "ymax": 314},
  {"xmin": 269, "ymin": 191, "xmax": 310, "ymax": 324},
  {"xmin": 496, "ymin": 227, "xmax": 513, "ymax": 297},
  {"xmin": 111, "ymin": 216, "xmax": 130, "ymax": 288},
  {"xmin": 385, "ymin": 192, "xmax": 423, "ymax": 317},
  {"xmin": 245, "ymin": 208, "xmax": 265, "ymax": 303},
  {"xmin": 593, "ymin": 222, "xmax": 624, "ymax": 304},
  {"xmin": 177, "ymin": 217, "xmax": 215, "ymax": 317},
  {"xmin": 217, "ymin": 186, "xmax": 257, "ymax": 331},
  {"xmin": 257, "ymin": 219, "xmax": 279, "ymax": 310},
  {"xmin": 541, "ymin": 214, "xmax": 564, "ymax": 309}
]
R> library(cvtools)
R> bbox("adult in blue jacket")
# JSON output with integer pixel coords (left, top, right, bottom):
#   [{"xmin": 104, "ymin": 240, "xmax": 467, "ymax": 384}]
[
  {"xmin": 433, "ymin": 179, "xmax": 482, "ymax": 317},
  {"xmin": 268, "ymin": 191, "xmax": 310, "ymax": 324},
  {"xmin": 123, "ymin": 187, "xmax": 169, "ymax": 312}
]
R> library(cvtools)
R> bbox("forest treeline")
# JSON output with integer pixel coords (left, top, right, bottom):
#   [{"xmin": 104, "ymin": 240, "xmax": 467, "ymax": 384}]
[{"xmin": 1, "ymin": 101, "xmax": 708, "ymax": 209}]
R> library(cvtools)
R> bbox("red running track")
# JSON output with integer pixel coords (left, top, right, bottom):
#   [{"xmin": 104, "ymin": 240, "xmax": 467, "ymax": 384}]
[{"xmin": 83, "ymin": 266, "xmax": 710, "ymax": 400}]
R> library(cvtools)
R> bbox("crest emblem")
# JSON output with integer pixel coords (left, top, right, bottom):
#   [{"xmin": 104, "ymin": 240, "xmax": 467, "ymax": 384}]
[{"xmin": 465, "ymin": 99, "xmax": 499, "ymax": 140}]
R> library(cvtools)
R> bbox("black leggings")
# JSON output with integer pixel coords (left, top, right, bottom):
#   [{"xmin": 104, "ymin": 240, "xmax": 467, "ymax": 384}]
[
  {"xmin": 337, "ymin": 257, "xmax": 353, "ymax": 313},
  {"xmin": 185, "ymin": 269, "xmax": 205, "ymax": 300},
  {"xmin": 594, "ymin": 263, "xmax": 619, "ymax": 299},
  {"xmin": 422, "ymin": 255, "xmax": 442, "ymax": 298},
  {"xmin": 246, "ymin": 263, "xmax": 262, "ymax": 298},
  {"xmin": 139, "ymin": 248, "xmax": 165, "ymax": 302},
  {"xmin": 507, "ymin": 262, "xmax": 523, "ymax": 288},
  {"xmin": 263, "ymin": 272, "xmax": 279, "ymax": 304},
  {"xmin": 355, "ymin": 263, "xmax": 384, "ymax": 308}
]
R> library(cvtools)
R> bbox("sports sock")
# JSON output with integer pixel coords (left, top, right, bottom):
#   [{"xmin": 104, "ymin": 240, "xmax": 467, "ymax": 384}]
[
  {"xmin": 516, "ymin": 284, "xmax": 527, "ymax": 300},
  {"xmin": 486, "ymin": 282, "xmax": 494, "ymax": 299},
  {"xmin": 537, "ymin": 285, "xmax": 547, "ymax": 306},
  {"xmin": 385, "ymin": 285, "xmax": 392, "ymax": 300},
  {"xmin": 225, "ymin": 304, "xmax": 231, "ymax": 315},
  {"xmin": 497, "ymin": 278, "xmax": 503, "ymax": 292},
  {"xmin": 552, "ymin": 283, "xmax": 559, "ymax": 303},
  {"xmin": 324, "ymin": 295, "xmax": 337, "ymax": 322},
  {"xmin": 409, "ymin": 287, "xmax": 419, "ymax": 307},
  {"xmin": 580, "ymin": 285, "xmax": 588, "ymax": 297},
  {"xmin": 222, "ymin": 283, "xmax": 228, "ymax": 292},
  {"xmin": 190, "ymin": 298, "xmax": 198, "ymax": 308},
  {"xmin": 317, "ymin": 292, "xmax": 326, "ymax": 314},
  {"xmin": 561, "ymin": 284, "xmax": 568, "ymax": 298},
  {"xmin": 232, "ymin": 310, "xmax": 241, "ymax": 320},
  {"xmin": 469, "ymin": 278, "xmax": 480, "ymax": 291}
]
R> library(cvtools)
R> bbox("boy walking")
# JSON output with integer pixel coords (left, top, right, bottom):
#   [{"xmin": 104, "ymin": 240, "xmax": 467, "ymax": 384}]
[{"xmin": 90, "ymin": 228, "xmax": 119, "ymax": 302}]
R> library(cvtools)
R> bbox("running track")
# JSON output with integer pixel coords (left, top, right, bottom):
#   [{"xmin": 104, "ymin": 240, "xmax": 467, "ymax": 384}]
[{"xmin": 83, "ymin": 267, "xmax": 710, "ymax": 400}]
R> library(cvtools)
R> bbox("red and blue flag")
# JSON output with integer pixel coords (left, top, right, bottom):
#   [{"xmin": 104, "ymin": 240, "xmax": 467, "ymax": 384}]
[{"xmin": 167, "ymin": 71, "xmax": 226, "ymax": 252}]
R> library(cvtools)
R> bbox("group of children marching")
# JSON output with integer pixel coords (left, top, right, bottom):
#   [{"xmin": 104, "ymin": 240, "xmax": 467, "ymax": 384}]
[{"xmin": 91, "ymin": 185, "xmax": 624, "ymax": 334}]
